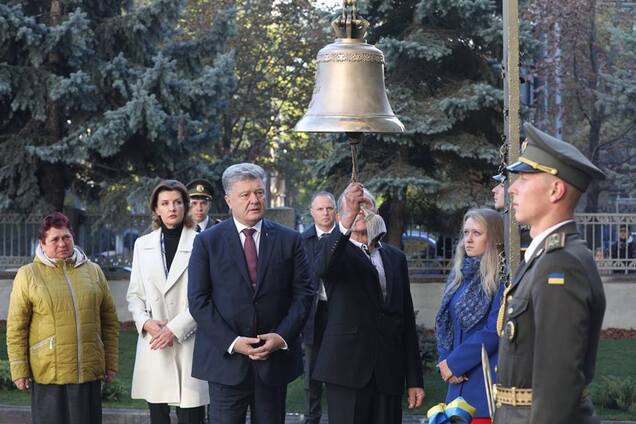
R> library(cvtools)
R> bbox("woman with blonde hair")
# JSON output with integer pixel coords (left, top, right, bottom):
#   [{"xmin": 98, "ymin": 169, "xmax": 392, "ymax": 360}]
[
  {"xmin": 127, "ymin": 179, "xmax": 208, "ymax": 424},
  {"xmin": 435, "ymin": 208, "xmax": 505, "ymax": 423}
]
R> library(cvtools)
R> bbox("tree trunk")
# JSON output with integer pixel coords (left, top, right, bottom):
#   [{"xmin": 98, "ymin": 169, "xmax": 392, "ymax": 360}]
[
  {"xmin": 584, "ymin": 0, "xmax": 602, "ymax": 213},
  {"xmin": 39, "ymin": 0, "xmax": 66, "ymax": 211},
  {"xmin": 383, "ymin": 187, "xmax": 406, "ymax": 249},
  {"xmin": 585, "ymin": 113, "xmax": 602, "ymax": 212}
]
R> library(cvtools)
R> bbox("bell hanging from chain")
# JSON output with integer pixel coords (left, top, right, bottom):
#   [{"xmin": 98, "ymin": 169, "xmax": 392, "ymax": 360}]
[{"xmin": 294, "ymin": 0, "xmax": 404, "ymax": 133}]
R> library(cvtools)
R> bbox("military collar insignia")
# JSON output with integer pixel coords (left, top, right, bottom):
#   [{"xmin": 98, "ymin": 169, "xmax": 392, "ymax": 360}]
[{"xmin": 544, "ymin": 232, "xmax": 566, "ymax": 253}]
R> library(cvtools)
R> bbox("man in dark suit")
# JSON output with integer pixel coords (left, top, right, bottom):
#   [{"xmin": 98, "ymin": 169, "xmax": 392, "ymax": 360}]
[
  {"xmin": 187, "ymin": 178, "xmax": 216, "ymax": 232},
  {"xmin": 494, "ymin": 123, "xmax": 606, "ymax": 424},
  {"xmin": 313, "ymin": 182, "xmax": 425, "ymax": 424},
  {"xmin": 301, "ymin": 191, "xmax": 336, "ymax": 424},
  {"xmin": 188, "ymin": 163, "xmax": 313, "ymax": 424}
]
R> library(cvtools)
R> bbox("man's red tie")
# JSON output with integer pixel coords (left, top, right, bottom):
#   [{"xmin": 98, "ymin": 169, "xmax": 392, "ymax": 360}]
[{"xmin": 242, "ymin": 228, "xmax": 258, "ymax": 288}]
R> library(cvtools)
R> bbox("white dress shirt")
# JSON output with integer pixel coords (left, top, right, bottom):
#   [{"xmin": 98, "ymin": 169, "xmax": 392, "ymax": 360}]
[
  {"xmin": 196, "ymin": 216, "xmax": 210, "ymax": 232},
  {"xmin": 233, "ymin": 218, "xmax": 262, "ymax": 254},
  {"xmin": 315, "ymin": 224, "xmax": 335, "ymax": 302},
  {"xmin": 228, "ymin": 218, "xmax": 287, "ymax": 353}
]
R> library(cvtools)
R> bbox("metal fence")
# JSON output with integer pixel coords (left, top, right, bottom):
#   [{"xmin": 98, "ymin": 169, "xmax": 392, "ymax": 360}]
[
  {"xmin": 1, "ymin": 213, "xmax": 635, "ymax": 276},
  {"xmin": 0, "ymin": 213, "xmax": 153, "ymax": 271},
  {"xmin": 404, "ymin": 213, "xmax": 636, "ymax": 277},
  {"xmin": 576, "ymin": 213, "xmax": 636, "ymax": 275}
]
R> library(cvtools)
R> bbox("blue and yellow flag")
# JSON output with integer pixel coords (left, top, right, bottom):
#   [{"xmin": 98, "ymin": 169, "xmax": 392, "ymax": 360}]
[
  {"xmin": 548, "ymin": 272, "xmax": 565, "ymax": 285},
  {"xmin": 427, "ymin": 397, "xmax": 476, "ymax": 424}
]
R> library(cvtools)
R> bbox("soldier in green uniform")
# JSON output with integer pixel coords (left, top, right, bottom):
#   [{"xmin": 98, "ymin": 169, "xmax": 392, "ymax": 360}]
[
  {"xmin": 492, "ymin": 172, "xmax": 531, "ymax": 254},
  {"xmin": 493, "ymin": 123, "xmax": 606, "ymax": 424},
  {"xmin": 186, "ymin": 178, "xmax": 216, "ymax": 232}
]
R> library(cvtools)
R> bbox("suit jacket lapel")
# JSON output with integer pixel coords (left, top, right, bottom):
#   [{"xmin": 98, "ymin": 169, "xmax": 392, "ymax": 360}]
[
  {"xmin": 306, "ymin": 227, "xmax": 320, "ymax": 257},
  {"xmin": 163, "ymin": 227, "xmax": 195, "ymax": 294},
  {"xmin": 347, "ymin": 243, "xmax": 382, "ymax": 305},
  {"xmin": 255, "ymin": 220, "xmax": 276, "ymax": 294},
  {"xmin": 379, "ymin": 247, "xmax": 394, "ymax": 304},
  {"xmin": 512, "ymin": 247, "xmax": 546, "ymax": 287},
  {"xmin": 143, "ymin": 230, "xmax": 167, "ymax": 292},
  {"xmin": 224, "ymin": 221, "xmax": 253, "ymax": 290}
]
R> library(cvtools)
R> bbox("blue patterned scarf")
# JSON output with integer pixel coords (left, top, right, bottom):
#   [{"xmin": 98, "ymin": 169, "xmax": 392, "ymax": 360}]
[{"xmin": 436, "ymin": 256, "xmax": 492, "ymax": 353}]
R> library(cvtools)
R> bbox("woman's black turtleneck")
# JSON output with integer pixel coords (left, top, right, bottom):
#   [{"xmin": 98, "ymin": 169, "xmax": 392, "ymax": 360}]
[{"xmin": 161, "ymin": 222, "xmax": 183, "ymax": 272}]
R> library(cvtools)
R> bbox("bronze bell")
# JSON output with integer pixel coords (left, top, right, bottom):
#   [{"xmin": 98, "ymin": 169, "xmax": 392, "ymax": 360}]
[{"xmin": 294, "ymin": 0, "xmax": 404, "ymax": 133}]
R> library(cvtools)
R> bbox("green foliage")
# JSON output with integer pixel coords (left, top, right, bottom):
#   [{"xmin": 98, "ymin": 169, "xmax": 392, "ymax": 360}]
[
  {"xmin": 416, "ymin": 324, "xmax": 438, "ymax": 371},
  {"xmin": 0, "ymin": 359, "xmax": 15, "ymax": 390},
  {"xmin": 0, "ymin": 0, "xmax": 235, "ymax": 212},
  {"xmin": 527, "ymin": 1, "xmax": 635, "ymax": 210},
  {"xmin": 312, "ymin": 0, "xmax": 512, "ymax": 243},
  {"xmin": 592, "ymin": 376, "xmax": 636, "ymax": 413},
  {"xmin": 102, "ymin": 380, "xmax": 128, "ymax": 401},
  {"xmin": 380, "ymin": 32, "xmax": 452, "ymax": 64},
  {"xmin": 176, "ymin": 0, "xmax": 334, "ymax": 214},
  {"xmin": 598, "ymin": 25, "xmax": 636, "ymax": 197}
]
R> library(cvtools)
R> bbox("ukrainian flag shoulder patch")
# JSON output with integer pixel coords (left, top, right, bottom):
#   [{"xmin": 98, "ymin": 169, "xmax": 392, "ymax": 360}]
[{"xmin": 548, "ymin": 272, "xmax": 565, "ymax": 285}]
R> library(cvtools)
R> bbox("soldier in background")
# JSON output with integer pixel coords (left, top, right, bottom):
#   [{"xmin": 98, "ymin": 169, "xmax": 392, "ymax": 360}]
[
  {"xmin": 492, "ymin": 173, "xmax": 531, "ymax": 254},
  {"xmin": 494, "ymin": 123, "xmax": 606, "ymax": 424},
  {"xmin": 492, "ymin": 174, "xmax": 506, "ymax": 211},
  {"xmin": 187, "ymin": 179, "xmax": 216, "ymax": 232}
]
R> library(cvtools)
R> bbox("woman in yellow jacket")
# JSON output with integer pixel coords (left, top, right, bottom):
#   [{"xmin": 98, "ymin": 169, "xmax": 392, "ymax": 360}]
[{"xmin": 6, "ymin": 212, "xmax": 119, "ymax": 424}]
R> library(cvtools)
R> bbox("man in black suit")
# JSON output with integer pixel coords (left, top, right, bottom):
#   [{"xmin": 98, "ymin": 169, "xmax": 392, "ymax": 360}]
[
  {"xmin": 188, "ymin": 163, "xmax": 313, "ymax": 424},
  {"xmin": 301, "ymin": 191, "xmax": 336, "ymax": 424},
  {"xmin": 313, "ymin": 182, "xmax": 425, "ymax": 424}
]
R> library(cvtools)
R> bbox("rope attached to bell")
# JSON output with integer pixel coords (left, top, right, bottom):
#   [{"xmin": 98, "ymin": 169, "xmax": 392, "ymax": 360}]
[
  {"xmin": 348, "ymin": 132, "xmax": 362, "ymax": 183},
  {"xmin": 346, "ymin": 132, "xmax": 387, "ymax": 245}
]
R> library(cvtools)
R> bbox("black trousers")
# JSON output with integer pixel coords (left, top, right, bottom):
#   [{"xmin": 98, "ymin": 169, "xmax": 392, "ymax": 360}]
[
  {"xmin": 208, "ymin": 364, "xmax": 287, "ymax": 424},
  {"xmin": 147, "ymin": 403, "xmax": 206, "ymax": 424},
  {"xmin": 32, "ymin": 380, "xmax": 102, "ymax": 424},
  {"xmin": 303, "ymin": 300, "xmax": 327, "ymax": 424},
  {"xmin": 325, "ymin": 376, "xmax": 402, "ymax": 424}
]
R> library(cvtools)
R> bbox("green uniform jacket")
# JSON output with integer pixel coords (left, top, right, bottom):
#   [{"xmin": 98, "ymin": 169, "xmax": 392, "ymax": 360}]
[
  {"xmin": 494, "ymin": 222, "xmax": 605, "ymax": 424},
  {"xmin": 7, "ymin": 248, "xmax": 119, "ymax": 384}
]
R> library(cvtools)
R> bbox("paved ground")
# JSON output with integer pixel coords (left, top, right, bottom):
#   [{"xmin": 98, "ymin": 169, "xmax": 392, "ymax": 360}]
[{"xmin": 0, "ymin": 405, "xmax": 635, "ymax": 424}]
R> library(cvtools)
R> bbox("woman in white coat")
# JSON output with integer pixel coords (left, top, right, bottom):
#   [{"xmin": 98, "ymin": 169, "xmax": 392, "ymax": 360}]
[{"xmin": 127, "ymin": 180, "xmax": 208, "ymax": 424}]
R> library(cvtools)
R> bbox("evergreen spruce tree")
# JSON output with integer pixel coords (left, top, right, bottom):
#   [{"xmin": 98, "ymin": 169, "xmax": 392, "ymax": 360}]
[
  {"xmin": 181, "ymin": 0, "xmax": 331, "ymax": 213},
  {"xmin": 312, "ymin": 0, "xmax": 513, "ymax": 245},
  {"xmin": 0, "ymin": 0, "xmax": 235, "ymax": 213}
]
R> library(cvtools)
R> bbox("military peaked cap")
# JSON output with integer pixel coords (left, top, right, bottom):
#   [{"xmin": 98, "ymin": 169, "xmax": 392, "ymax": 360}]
[
  {"xmin": 492, "ymin": 173, "xmax": 506, "ymax": 183},
  {"xmin": 186, "ymin": 178, "xmax": 213, "ymax": 201},
  {"xmin": 506, "ymin": 123, "xmax": 606, "ymax": 192}
]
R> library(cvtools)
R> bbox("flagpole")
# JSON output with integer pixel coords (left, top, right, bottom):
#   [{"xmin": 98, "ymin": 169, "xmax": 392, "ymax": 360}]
[{"xmin": 503, "ymin": 0, "xmax": 521, "ymax": 275}]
